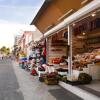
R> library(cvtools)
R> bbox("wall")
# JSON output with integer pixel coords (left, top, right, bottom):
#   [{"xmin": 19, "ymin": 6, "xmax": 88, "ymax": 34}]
[{"xmin": 33, "ymin": 29, "xmax": 43, "ymax": 42}]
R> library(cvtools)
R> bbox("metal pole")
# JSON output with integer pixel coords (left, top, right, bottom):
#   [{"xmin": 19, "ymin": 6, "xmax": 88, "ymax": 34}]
[
  {"xmin": 68, "ymin": 25, "xmax": 73, "ymax": 76},
  {"xmin": 46, "ymin": 38, "xmax": 48, "ymax": 64}
]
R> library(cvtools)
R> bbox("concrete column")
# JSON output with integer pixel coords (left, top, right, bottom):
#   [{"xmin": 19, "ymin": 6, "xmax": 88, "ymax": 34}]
[{"xmin": 68, "ymin": 25, "xmax": 73, "ymax": 76}]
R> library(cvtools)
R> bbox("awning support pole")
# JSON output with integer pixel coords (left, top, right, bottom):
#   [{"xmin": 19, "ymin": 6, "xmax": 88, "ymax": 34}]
[
  {"xmin": 46, "ymin": 38, "xmax": 48, "ymax": 64},
  {"xmin": 68, "ymin": 25, "xmax": 72, "ymax": 76}
]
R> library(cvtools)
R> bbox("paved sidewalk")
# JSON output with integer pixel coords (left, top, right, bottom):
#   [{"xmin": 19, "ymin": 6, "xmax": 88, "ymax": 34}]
[
  {"xmin": 84, "ymin": 80, "xmax": 100, "ymax": 93},
  {"xmin": 12, "ymin": 61, "xmax": 58, "ymax": 100},
  {"xmin": 59, "ymin": 81, "xmax": 100, "ymax": 100},
  {"xmin": 12, "ymin": 61, "xmax": 84, "ymax": 100}
]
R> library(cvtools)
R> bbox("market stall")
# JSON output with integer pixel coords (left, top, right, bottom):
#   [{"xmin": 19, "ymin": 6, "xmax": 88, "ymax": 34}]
[
  {"xmin": 71, "ymin": 10, "xmax": 100, "ymax": 80},
  {"xmin": 29, "ymin": 1, "xmax": 100, "ymax": 84},
  {"xmin": 46, "ymin": 29, "xmax": 69, "ymax": 76},
  {"xmin": 28, "ymin": 40, "xmax": 47, "ymax": 77},
  {"xmin": 42, "ymin": 1, "xmax": 100, "ymax": 82}
]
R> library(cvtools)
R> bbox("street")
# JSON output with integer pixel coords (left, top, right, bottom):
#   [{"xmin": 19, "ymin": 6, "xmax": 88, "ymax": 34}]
[{"xmin": 0, "ymin": 59, "xmax": 24, "ymax": 100}]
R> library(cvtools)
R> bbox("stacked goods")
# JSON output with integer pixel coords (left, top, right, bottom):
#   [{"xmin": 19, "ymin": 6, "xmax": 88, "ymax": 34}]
[
  {"xmin": 31, "ymin": 69, "xmax": 38, "ymax": 76},
  {"xmin": 56, "ymin": 68, "xmax": 68, "ymax": 76},
  {"xmin": 39, "ymin": 74, "xmax": 47, "ymax": 82},
  {"xmin": 32, "ymin": 50, "xmax": 36, "ymax": 58},
  {"xmin": 19, "ymin": 52, "xmax": 27, "ymax": 69},
  {"xmin": 44, "ymin": 72, "xmax": 59, "ymax": 85},
  {"xmin": 95, "ymin": 51, "xmax": 100, "ymax": 63},
  {"xmin": 19, "ymin": 52, "xmax": 27, "ymax": 62},
  {"xmin": 58, "ymin": 75, "xmax": 67, "ymax": 82},
  {"xmin": 38, "ymin": 66, "xmax": 45, "ymax": 71},
  {"xmin": 38, "ymin": 64, "xmax": 47, "ymax": 82},
  {"xmin": 73, "ymin": 48, "xmax": 100, "ymax": 70},
  {"xmin": 35, "ymin": 48, "xmax": 41, "ymax": 67},
  {"xmin": 78, "ymin": 73, "xmax": 92, "ymax": 84},
  {"xmin": 56, "ymin": 68, "xmax": 68, "ymax": 82},
  {"xmin": 46, "ymin": 72, "xmax": 58, "ymax": 78},
  {"xmin": 52, "ymin": 58, "xmax": 61, "ymax": 64},
  {"xmin": 56, "ymin": 68, "xmax": 68, "ymax": 72}
]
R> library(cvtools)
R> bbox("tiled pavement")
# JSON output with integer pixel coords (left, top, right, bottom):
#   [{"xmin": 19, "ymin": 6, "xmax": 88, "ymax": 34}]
[
  {"xmin": 13, "ymin": 61, "xmax": 83, "ymax": 100},
  {"xmin": 12, "ymin": 61, "xmax": 100, "ymax": 100}
]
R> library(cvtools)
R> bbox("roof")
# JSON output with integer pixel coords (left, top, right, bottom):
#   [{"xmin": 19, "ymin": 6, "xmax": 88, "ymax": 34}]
[
  {"xmin": 30, "ymin": 0, "xmax": 53, "ymax": 25},
  {"xmin": 43, "ymin": 0, "xmax": 100, "ymax": 38}
]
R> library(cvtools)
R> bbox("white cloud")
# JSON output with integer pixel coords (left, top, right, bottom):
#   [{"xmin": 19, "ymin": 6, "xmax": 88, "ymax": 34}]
[
  {"xmin": 0, "ymin": 20, "xmax": 36, "ymax": 49},
  {"xmin": 0, "ymin": 0, "xmax": 45, "ymax": 49}
]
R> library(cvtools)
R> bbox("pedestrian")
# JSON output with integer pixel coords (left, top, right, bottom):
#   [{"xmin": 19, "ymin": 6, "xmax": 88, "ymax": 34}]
[{"xmin": 0, "ymin": 54, "xmax": 3, "ymax": 60}]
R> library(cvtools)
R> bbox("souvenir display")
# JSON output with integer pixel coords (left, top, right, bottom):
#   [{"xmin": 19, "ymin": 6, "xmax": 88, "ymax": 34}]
[{"xmin": 44, "ymin": 72, "xmax": 59, "ymax": 85}]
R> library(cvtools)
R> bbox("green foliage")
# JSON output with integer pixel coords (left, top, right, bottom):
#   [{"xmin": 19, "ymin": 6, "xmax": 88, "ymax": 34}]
[
  {"xmin": 78, "ymin": 73, "xmax": 92, "ymax": 84},
  {"xmin": 0, "ymin": 46, "xmax": 10, "ymax": 55},
  {"xmin": 58, "ymin": 75, "xmax": 67, "ymax": 82}
]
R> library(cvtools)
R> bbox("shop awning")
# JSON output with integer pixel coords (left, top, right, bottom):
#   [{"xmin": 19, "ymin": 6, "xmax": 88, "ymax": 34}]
[{"xmin": 43, "ymin": 0, "xmax": 100, "ymax": 38}]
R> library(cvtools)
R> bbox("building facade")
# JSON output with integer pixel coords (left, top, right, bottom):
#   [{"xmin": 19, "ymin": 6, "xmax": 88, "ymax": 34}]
[{"xmin": 31, "ymin": 0, "xmax": 100, "ymax": 80}]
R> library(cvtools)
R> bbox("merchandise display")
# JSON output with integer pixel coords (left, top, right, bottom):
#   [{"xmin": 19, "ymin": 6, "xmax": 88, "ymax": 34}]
[
  {"xmin": 78, "ymin": 73, "xmax": 92, "ymax": 84},
  {"xmin": 19, "ymin": 51, "xmax": 27, "ymax": 62},
  {"xmin": 18, "ymin": 51, "xmax": 27, "ymax": 69},
  {"xmin": 15, "ymin": 1, "xmax": 100, "ymax": 89},
  {"xmin": 44, "ymin": 72, "xmax": 59, "ymax": 85},
  {"xmin": 73, "ymin": 48, "xmax": 100, "ymax": 70},
  {"xmin": 27, "ymin": 41, "xmax": 47, "ymax": 78}
]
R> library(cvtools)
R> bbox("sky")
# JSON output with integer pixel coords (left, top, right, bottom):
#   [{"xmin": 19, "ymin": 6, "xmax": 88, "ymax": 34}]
[{"xmin": 0, "ymin": 0, "xmax": 45, "ymax": 49}]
